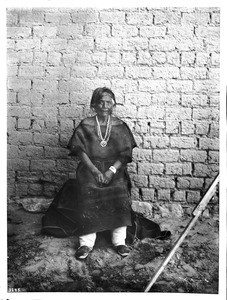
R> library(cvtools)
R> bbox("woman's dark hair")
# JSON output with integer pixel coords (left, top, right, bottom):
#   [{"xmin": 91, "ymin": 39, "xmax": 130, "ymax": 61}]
[{"xmin": 90, "ymin": 87, "xmax": 116, "ymax": 108}]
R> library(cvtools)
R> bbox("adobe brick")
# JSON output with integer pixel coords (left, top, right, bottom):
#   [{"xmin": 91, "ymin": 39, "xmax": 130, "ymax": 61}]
[
  {"xmin": 96, "ymin": 38, "xmax": 122, "ymax": 51},
  {"xmin": 19, "ymin": 9, "xmax": 45, "ymax": 24},
  {"xmin": 7, "ymin": 91, "xmax": 17, "ymax": 104},
  {"xmin": 138, "ymin": 80, "xmax": 166, "ymax": 93},
  {"xmin": 195, "ymin": 26, "xmax": 219, "ymax": 39},
  {"xmin": 154, "ymin": 10, "xmax": 181, "ymax": 25},
  {"xmin": 57, "ymin": 25, "xmax": 84, "ymax": 38},
  {"xmin": 41, "ymin": 38, "xmax": 67, "ymax": 52},
  {"xmin": 126, "ymin": 12, "xmax": 154, "ymax": 25},
  {"xmin": 187, "ymin": 190, "xmax": 201, "ymax": 203},
  {"xmin": 17, "ymin": 118, "xmax": 30, "ymax": 130},
  {"xmin": 166, "ymin": 163, "xmax": 189, "ymax": 175},
  {"xmin": 68, "ymin": 38, "xmax": 94, "ymax": 52},
  {"xmin": 193, "ymin": 108, "xmax": 219, "ymax": 121},
  {"xmin": 181, "ymin": 122, "xmax": 195, "ymax": 135},
  {"xmin": 16, "ymin": 39, "xmax": 40, "ymax": 51},
  {"xmin": 123, "ymin": 38, "xmax": 148, "ymax": 51},
  {"xmin": 72, "ymin": 66, "xmax": 97, "ymax": 78},
  {"xmin": 133, "ymin": 148, "xmax": 152, "ymax": 161},
  {"xmin": 33, "ymin": 52, "xmax": 48, "ymax": 65},
  {"xmin": 180, "ymin": 150, "xmax": 207, "ymax": 162},
  {"xmin": 209, "ymin": 124, "xmax": 219, "ymax": 138},
  {"xmin": 140, "ymin": 26, "xmax": 166, "ymax": 37},
  {"xmin": 167, "ymin": 24, "xmax": 194, "ymax": 38},
  {"xmin": 8, "ymin": 131, "xmax": 33, "ymax": 146},
  {"xmin": 98, "ymin": 66, "xmax": 124, "ymax": 78},
  {"xmin": 166, "ymin": 107, "xmax": 192, "ymax": 120},
  {"xmin": 153, "ymin": 67, "xmax": 180, "ymax": 79},
  {"xmin": 19, "ymin": 66, "xmax": 44, "ymax": 78},
  {"xmin": 149, "ymin": 176, "xmax": 175, "ymax": 189},
  {"xmin": 18, "ymin": 91, "xmax": 43, "ymax": 106},
  {"xmin": 166, "ymin": 52, "xmax": 180, "ymax": 65},
  {"xmin": 43, "ymin": 93, "xmax": 69, "ymax": 105},
  {"xmin": 18, "ymin": 145, "xmax": 44, "ymax": 159},
  {"xmin": 131, "ymin": 175, "xmax": 148, "ymax": 187},
  {"xmin": 59, "ymin": 105, "xmax": 84, "ymax": 118},
  {"xmin": 33, "ymin": 26, "xmax": 57, "ymax": 37},
  {"xmin": 181, "ymin": 12, "xmax": 210, "ymax": 25},
  {"xmin": 153, "ymin": 149, "xmax": 179, "ymax": 162},
  {"xmin": 106, "ymin": 52, "xmax": 121, "ymax": 64},
  {"xmin": 71, "ymin": 10, "xmax": 98, "ymax": 23},
  {"xmin": 180, "ymin": 67, "xmax": 207, "ymax": 80},
  {"xmin": 181, "ymin": 52, "xmax": 196, "ymax": 66},
  {"xmin": 45, "ymin": 12, "xmax": 71, "ymax": 24},
  {"xmin": 112, "ymin": 79, "xmax": 138, "ymax": 93},
  {"xmin": 208, "ymin": 151, "xmax": 219, "ymax": 163},
  {"xmin": 8, "ymin": 78, "xmax": 31, "ymax": 91},
  {"xmin": 138, "ymin": 162, "xmax": 164, "ymax": 175},
  {"xmin": 140, "ymin": 188, "xmax": 155, "ymax": 201},
  {"xmin": 8, "ymin": 106, "xmax": 31, "ymax": 118},
  {"xmin": 167, "ymin": 80, "xmax": 193, "ymax": 92},
  {"xmin": 30, "ymin": 159, "xmax": 56, "ymax": 171},
  {"xmin": 157, "ymin": 189, "xmax": 171, "ymax": 201},
  {"xmin": 177, "ymin": 177, "xmax": 204, "ymax": 189},
  {"xmin": 8, "ymin": 158, "xmax": 30, "ymax": 171},
  {"xmin": 182, "ymin": 94, "xmax": 208, "ymax": 107},
  {"xmin": 112, "ymin": 25, "xmax": 138, "ymax": 37},
  {"xmin": 34, "ymin": 133, "xmax": 59, "ymax": 147},
  {"xmin": 125, "ymin": 66, "xmax": 152, "ymax": 79},
  {"xmin": 45, "ymin": 67, "xmax": 71, "ymax": 79},
  {"xmin": 195, "ymin": 52, "xmax": 210, "ymax": 66},
  {"xmin": 7, "ymin": 27, "xmax": 31, "ymax": 39},
  {"xmin": 149, "ymin": 38, "xmax": 176, "ymax": 51},
  {"xmin": 194, "ymin": 163, "xmax": 219, "ymax": 177},
  {"xmin": 32, "ymin": 79, "xmax": 58, "ymax": 92},
  {"xmin": 85, "ymin": 24, "xmax": 111, "ymax": 37},
  {"xmin": 199, "ymin": 137, "xmax": 219, "ymax": 150},
  {"xmin": 173, "ymin": 190, "xmax": 186, "ymax": 202},
  {"xmin": 138, "ymin": 106, "xmax": 165, "ymax": 119},
  {"xmin": 145, "ymin": 136, "xmax": 169, "ymax": 148},
  {"xmin": 170, "ymin": 137, "xmax": 197, "ymax": 149},
  {"xmin": 122, "ymin": 52, "xmax": 136, "ymax": 65}
]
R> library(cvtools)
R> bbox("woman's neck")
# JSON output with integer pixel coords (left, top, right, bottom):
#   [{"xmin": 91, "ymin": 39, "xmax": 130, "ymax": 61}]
[{"xmin": 96, "ymin": 115, "xmax": 110, "ymax": 125}]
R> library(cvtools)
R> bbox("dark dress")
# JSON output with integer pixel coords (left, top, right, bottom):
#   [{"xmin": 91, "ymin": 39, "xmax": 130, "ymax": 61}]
[{"xmin": 42, "ymin": 117, "xmax": 137, "ymax": 237}]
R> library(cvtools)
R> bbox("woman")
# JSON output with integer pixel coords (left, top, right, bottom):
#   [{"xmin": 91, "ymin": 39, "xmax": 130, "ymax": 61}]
[{"xmin": 42, "ymin": 87, "xmax": 137, "ymax": 259}]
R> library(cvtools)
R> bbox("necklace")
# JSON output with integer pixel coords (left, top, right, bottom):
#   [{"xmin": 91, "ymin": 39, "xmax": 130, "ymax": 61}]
[{"xmin": 95, "ymin": 115, "xmax": 112, "ymax": 147}]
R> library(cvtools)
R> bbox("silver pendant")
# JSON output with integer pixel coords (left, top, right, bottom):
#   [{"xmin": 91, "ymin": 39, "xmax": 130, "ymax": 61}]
[{"xmin": 100, "ymin": 141, "xmax": 107, "ymax": 147}]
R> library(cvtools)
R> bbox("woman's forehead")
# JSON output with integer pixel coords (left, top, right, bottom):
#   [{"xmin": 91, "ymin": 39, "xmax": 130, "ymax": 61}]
[{"xmin": 100, "ymin": 93, "xmax": 113, "ymax": 101}]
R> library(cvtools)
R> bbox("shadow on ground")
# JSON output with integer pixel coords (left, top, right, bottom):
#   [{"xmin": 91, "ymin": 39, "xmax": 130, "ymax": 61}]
[{"xmin": 7, "ymin": 201, "xmax": 219, "ymax": 293}]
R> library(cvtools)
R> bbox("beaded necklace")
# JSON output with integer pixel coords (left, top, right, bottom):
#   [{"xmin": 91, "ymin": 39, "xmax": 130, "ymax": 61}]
[{"xmin": 95, "ymin": 115, "xmax": 112, "ymax": 147}]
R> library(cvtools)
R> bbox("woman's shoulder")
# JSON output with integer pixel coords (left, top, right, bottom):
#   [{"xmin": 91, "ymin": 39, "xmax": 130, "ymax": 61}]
[
  {"xmin": 111, "ymin": 116, "xmax": 124, "ymax": 125},
  {"xmin": 80, "ymin": 116, "xmax": 95, "ymax": 126}
]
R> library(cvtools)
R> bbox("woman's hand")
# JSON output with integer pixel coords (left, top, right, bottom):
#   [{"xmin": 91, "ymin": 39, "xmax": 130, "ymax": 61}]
[
  {"xmin": 103, "ymin": 169, "xmax": 114, "ymax": 185},
  {"xmin": 92, "ymin": 169, "xmax": 105, "ymax": 184}
]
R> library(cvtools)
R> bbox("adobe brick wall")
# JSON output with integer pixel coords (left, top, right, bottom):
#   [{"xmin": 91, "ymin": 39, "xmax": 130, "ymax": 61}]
[{"xmin": 7, "ymin": 7, "xmax": 219, "ymax": 207}]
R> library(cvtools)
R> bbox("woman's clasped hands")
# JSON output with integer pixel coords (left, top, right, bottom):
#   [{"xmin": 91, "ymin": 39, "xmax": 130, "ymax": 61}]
[{"xmin": 92, "ymin": 168, "xmax": 114, "ymax": 186}]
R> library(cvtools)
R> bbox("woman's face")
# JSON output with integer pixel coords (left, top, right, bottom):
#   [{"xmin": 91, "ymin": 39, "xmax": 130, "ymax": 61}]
[{"xmin": 94, "ymin": 93, "xmax": 115, "ymax": 117}]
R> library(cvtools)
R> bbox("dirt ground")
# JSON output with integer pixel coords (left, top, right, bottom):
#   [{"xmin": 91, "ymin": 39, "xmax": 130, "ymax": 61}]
[{"xmin": 7, "ymin": 201, "xmax": 219, "ymax": 293}]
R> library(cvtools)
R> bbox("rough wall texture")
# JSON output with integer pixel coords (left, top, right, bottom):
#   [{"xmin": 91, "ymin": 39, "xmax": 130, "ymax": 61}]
[{"xmin": 7, "ymin": 7, "xmax": 220, "ymax": 207}]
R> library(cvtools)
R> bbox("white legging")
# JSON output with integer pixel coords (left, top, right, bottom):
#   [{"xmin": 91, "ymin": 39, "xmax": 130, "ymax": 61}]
[{"xmin": 79, "ymin": 226, "xmax": 127, "ymax": 249}]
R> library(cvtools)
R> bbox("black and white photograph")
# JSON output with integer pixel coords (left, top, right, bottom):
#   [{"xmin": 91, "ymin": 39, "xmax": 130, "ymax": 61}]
[{"xmin": 2, "ymin": 0, "xmax": 226, "ymax": 299}]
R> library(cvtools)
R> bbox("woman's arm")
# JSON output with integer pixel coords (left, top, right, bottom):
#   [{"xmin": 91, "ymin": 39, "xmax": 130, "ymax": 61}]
[
  {"xmin": 103, "ymin": 159, "xmax": 122, "ymax": 184},
  {"xmin": 78, "ymin": 151, "xmax": 105, "ymax": 184}
]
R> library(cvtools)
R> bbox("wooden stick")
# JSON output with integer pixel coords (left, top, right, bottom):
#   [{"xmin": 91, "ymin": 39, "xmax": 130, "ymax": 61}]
[{"xmin": 144, "ymin": 173, "xmax": 219, "ymax": 293}]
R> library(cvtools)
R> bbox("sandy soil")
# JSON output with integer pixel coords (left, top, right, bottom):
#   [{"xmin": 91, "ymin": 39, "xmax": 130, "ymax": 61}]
[{"xmin": 7, "ymin": 201, "xmax": 219, "ymax": 293}]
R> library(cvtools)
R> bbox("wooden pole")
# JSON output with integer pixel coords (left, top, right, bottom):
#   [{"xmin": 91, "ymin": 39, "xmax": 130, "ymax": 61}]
[{"xmin": 144, "ymin": 173, "xmax": 219, "ymax": 293}]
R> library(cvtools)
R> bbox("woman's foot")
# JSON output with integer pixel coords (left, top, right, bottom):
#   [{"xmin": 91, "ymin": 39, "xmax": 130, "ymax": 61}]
[
  {"xmin": 116, "ymin": 245, "xmax": 130, "ymax": 257},
  {"xmin": 75, "ymin": 246, "xmax": 92, "ymax": 259}
]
